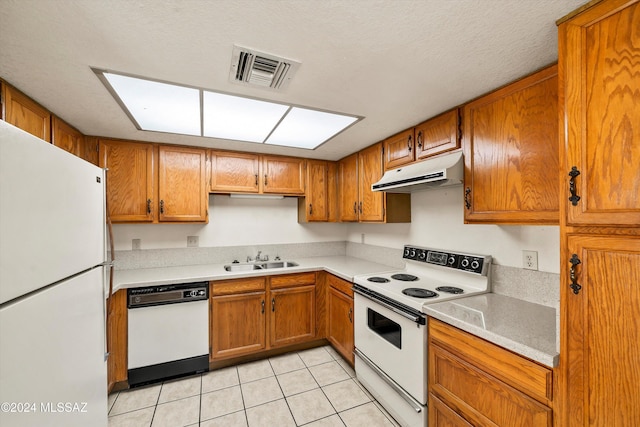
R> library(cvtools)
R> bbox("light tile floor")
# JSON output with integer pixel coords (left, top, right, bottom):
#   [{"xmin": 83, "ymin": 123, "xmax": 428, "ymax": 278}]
[{"xmin": 108, "ymin": 345, "xmax": 400, "ymax": 427}]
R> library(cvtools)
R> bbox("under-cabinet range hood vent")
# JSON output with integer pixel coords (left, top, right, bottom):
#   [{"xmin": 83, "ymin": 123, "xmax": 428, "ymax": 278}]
[
  {"xmin": 372, "ymin": 150, "xmax": 464, "ymax": 193},
  {"xmin": 230, "ymin": 45, "xmax": 301, "ymax": 91}
]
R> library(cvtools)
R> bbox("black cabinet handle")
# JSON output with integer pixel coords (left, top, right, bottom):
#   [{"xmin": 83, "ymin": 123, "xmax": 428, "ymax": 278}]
[
  {"xmin": 569, "ymin": 254, "xmax": 582, "ymax": 295},
  {"xmin": 348, "ymin": 308, "xmax": 353, "ymax": 323},
  {"xmin": 159, "ymin": 200, "xmax": 165, "ymax": 214},
  {"xmin": 309, "ymin": 204, "xmax": 313, "ymax": 215},
  {"xmin": 407, "ymin": 135, "xmax": 413, "ymax": 152},
  {"xmin": 271, "ymin": 298, "xmax": 275, "ymax": 312},
  {"xmin": 146, "ymin": 199, "xmax": 152, "ymax": 214},
  {"xmin": 568, "ymin": 167, "xmax": 581, "ymax": 206},
  {"xmin": 359, "ymin": 201, "xmax": 363, "ymax": 214},
  {"xmin": 261, "ymin": 300, "xmax": 265, "ymax": 314},
  {"xmin": 255, "ymin": 174, "xmax": 258, "ymax": 186},
  {"xmin": 264, "ymin": 174, "xmax": 268, "ymax": 186},
  {"xmin": 353, "ymin": 202, "xmax": 357, "ymax": 214},
  {"xmin": 464, "ymin": 187, "xmax": 471, "ymax": 210},
  {"xmin": 417, "ymin": 131, "xmax": 423, "ymax": 149}
]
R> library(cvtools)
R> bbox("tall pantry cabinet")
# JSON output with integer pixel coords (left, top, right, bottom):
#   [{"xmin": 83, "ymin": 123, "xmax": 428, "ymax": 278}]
[{"xmin": 556, "ymin": 1, "xmax": 640, "ymax": 426}]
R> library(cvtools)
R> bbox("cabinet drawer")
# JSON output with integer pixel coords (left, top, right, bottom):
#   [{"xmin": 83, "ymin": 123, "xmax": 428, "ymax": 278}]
[
  {"xmin": 327, "ymin": 274, "xmax": 353, "ymax": 297},
  {"xmin": 430, "ymin": 345, "xmax": 552, "ymax": 427},
  {"xmin": 429, "ymin": 394, "xmax": 474, "ymax": 427},
  {"xmin": 429, "ymin": 319, "xmax": 552, "ymax": 404},
  {"xmin": 270, "ymin": 272, "xmax": 316, "ymax": 289},
  {"xmin": 211, "ymin": 278, "xmax": 266, "ymax": 296}
]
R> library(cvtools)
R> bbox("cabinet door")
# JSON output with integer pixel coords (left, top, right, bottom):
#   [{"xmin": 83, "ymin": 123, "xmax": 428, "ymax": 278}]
[
  {"xmin": 415, "ymin": 109, "xmax": 460, "ymax": 161},
  {"xmin": 429, "ymin": 394, "xmax": 474, "ymax": 427},
  {"xmin": 560, "ymin": 0, "xmax": 640, "ymax": 227},
  {"xmin": 463, "ymin": 65, "xmax": 559, "ymax": 224},
  {"xmin": 327, "ymin": 162, "xmax": 339, "ymax": 222},
  {"xmin": 270, "ymin": 285, "xmax": 316, "ymax": 348},
  {"xmin": 563, "ymin": 234, "xmax": 640, "ymax": 427},
  {"xmin": 210, "ymin": 151, "xmax": 260, "ymax": 193},
  {"xmin": 2, "ymin": 83, "xmax": 51, "ymax": 141},
  {"xmin": 211, "ymin": 291, "xmax": 266, "ymax": 359},
  {"xmin": 52, "ymin": 116, "xmax": 83, "ymax": 156},
  {"xmin": 383, "ymin": 128, "xmax": 415, "ymax": 170},
  {"xmin": 262, "ymin": 155, "xmax": 305, "ymax": 195},
  {"xmin": 327, "ymin": 286, "xmax": 354, "ymax": 364},
  {"xmin": 358, "ymin": 143, "xmax": 385, "ymax": 222},
  {"xmin": 339, "ymin": 153, "xmax": 359, "ymax": 222},
  {"xmin": 158, "ymin": 145, "xmax": 208, "ymax": 222},
  {"xmin": 99, "ymin": 140, "xmax": 154, "ymax": 222},
  {"xmin": 107, "ymin": 289, "xmax": 127, "ymax": 392},
  {"xmin": 303, "ymin": 160, "xmax": 329, "ymax": 221}
]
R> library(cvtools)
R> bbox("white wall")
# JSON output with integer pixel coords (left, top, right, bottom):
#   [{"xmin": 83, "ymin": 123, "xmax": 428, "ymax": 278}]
[
  {"xmin": 113, "ymin": 188, "xmax": 560, "ymax": 274},
  {"xmin": 347, "ymin": 187, "xmax": 560, "ymax": 274},
  {"xmin": 112, "ymin": 195, "xmax": 349, "ymax": 251}
]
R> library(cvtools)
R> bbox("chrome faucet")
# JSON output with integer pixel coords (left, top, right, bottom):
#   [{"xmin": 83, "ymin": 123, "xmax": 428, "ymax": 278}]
[{"xmin": 256, "ymin": 251, "xmax": 269, "ymax": 262}]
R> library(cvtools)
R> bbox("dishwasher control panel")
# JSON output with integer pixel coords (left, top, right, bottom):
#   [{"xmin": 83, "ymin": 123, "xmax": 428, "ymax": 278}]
[{"xmin": 127, "ymin": 281, "xmax": 209, "ymax": 308}]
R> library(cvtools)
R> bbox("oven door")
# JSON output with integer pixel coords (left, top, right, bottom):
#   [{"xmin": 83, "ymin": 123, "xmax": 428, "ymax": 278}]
[{"xmin": 354, "ymin": 292, "xmax": 426, "ymax": 404}]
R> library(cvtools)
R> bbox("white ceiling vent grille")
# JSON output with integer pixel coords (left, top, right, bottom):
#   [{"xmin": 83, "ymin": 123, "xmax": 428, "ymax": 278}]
[{"xmin": 230, "ymin": 45, "xmax": 300, "ymax": 91}]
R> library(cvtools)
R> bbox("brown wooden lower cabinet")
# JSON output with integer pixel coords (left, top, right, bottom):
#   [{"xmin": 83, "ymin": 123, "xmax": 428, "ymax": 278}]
[
  {"xmin": 107, "ymin": 289, "xmax": 128, "ymax": 393},
  {"xmin": 326, "ymin": 274, "xmax": 354, "ymax": 365},
  {"xmin": 428, "ymin": 318, "xmax": 553, "ymax": 427},
  {"xmin": 210, "ymin": 273, "xmax": 317, "ymax": 362}
]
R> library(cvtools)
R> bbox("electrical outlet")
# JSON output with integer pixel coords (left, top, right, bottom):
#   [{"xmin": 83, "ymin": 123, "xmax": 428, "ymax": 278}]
[
  {"xmin": 523, "ymin": 250, "xmax": 538, "ymax": 270},
  {"xmin": 187, "ymin": 236, "xmax": 199, "ymax": 247},
  {"xmin": 132, "ymin": 239, "xmax": 142, "ymax": 250}
]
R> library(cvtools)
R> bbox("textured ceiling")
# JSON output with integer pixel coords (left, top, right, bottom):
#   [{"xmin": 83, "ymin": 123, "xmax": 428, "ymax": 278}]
[{"xmin": 0, "ymin": 0, "xmax": 585, "ymax": 161}]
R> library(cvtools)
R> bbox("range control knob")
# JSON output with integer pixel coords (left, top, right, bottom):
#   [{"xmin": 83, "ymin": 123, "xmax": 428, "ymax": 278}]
[
  {"xmin": 404, "ymin": 248, "xmax": 411, "ymax": 258},
  {"xmin": 418, "ymin": 250, "xmax": 426, "ymax": 260},
  {"xmin": 448, "ymin": 256, "xmax": 456, "ymax": 266},
  {"xmin": 471, "ymin": 260, "xmax": 480, "ymax": 270},
  {"xmin": 409, "ymin": 248, "xmax": 417, "ymax": 259},
  {"xmin": 461, "ymin": 258, "xmax": 470, "ymax": 268}
]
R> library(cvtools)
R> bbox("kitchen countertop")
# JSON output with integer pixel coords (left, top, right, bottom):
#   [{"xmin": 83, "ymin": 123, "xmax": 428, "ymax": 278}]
[
  {"xmin": 112, "ymin": 255, "xmax": 398, "ymax": 293},
  {"xmin": 424, "ymin": 293, "xmax": 558, "ymax": 368}
]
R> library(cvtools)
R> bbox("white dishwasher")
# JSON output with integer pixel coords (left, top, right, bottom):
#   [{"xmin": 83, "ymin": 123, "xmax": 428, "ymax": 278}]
[{"xmin": 127, "ymin": 281, "xmax": 209, "ymax": 387}]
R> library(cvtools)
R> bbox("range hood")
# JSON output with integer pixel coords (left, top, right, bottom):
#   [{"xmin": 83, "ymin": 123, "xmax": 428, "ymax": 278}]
[{"xmin": 372, "ymin": 150, "xmax": 463, "ymax": 193}]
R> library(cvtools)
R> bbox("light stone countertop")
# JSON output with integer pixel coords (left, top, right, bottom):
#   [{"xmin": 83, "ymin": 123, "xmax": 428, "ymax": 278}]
[
  {"xmin": 112, "ymin": 255, "xmax": 398, "ymax": 293},
  {"xmin": 424, "ymin": 293, "xmax": 558, "ymax": 368}
]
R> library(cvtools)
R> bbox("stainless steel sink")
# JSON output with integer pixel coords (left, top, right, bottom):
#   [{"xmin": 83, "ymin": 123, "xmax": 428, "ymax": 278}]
[
  {"xmin": 224, "ymin": 263, "xmax": 263, "ymax": 272},
  {"xmin": 260, "ymin": 261, "xmax": 299, "ymax": 269},
  {"xmin": 223, "ymin": 261, "xmax": 298, "ymax": 272}
]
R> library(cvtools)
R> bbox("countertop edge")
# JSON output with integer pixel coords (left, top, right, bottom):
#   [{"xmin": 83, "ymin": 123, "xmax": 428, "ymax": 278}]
[{"xmin": 424, "ymin": 305, "xmax": 559, "ymax": 368}]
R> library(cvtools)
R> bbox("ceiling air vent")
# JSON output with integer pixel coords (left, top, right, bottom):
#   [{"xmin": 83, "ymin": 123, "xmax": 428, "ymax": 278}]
[{"xmin": 230, "ymin": 45, "xmax": 300, "ymax": 91}]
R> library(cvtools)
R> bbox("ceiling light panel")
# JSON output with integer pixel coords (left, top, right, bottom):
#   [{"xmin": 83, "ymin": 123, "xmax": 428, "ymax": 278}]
[
  {"xmin": 103, "ymin": 73, "xmax": 201, "ymax": 135},
  {"xmin": 265, "ymin": 107, "xmax": 359, "ymax": 149},
  {"xmin": 203, "ymin": 91, "xmax": 289, "ymax": 142}
]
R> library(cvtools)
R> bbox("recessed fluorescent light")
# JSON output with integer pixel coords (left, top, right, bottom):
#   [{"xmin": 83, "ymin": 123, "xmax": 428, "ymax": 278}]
[
  {"xmin": 102, "ymin": 72, "xmax": 201, "ymax": 135},
  {"xmin": 229, "ymin": 194, "xmax": 284, "ymax": 200},
  {"xmin": 203, "ymin": 91, "xmax": 289, "ymax": 142},
  {"xmin": 265, "ymin": 107, "xmax": 358, "ymax": 149},
  {"xmin": 94, "ymin": 69, "xmax": 362, "ymax": 149}
]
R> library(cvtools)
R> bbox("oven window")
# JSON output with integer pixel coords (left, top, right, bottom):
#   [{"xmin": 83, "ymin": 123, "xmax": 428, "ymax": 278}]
[{"xmin": 367, "ymin": 308, "xmax": 401, "ymax": 349}]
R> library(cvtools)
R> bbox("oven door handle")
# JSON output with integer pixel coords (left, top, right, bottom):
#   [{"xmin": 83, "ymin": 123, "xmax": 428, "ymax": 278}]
[
  {"xmin": 354, "ymin": 348, "xmax": 423, "ymax": 414},
  {"xmin": 353, "ymin": 288, "xmax": 423, "ymax": 324}
]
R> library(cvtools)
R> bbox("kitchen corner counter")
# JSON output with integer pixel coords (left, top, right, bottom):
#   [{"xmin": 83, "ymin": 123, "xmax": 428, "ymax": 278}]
[
  {"xmin": 112, "ymin": 256, "xmax": 397, "ymax": 293},
  {"xmin": 424, "ymin": 293, "xmax": 558, "ymax": 368}
]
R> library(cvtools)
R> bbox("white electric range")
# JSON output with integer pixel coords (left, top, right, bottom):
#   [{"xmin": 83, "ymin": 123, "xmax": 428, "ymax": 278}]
[{"xmin": 352, "ymin": 246, "xmax": 492, "ymax": 427}]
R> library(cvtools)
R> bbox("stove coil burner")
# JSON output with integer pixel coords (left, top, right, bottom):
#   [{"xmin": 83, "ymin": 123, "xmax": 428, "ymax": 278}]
[
  {"xmin": 435, "ymin": 286, "xmax": 464, "ymax": 294},
  {"xmin": 391, "ymin": 274, "xmax": 419, "ymax": 282},
  {"xmin": 402, "ymin": 288, "xmax": 438, "ymax": 298},
  {"xmin": 367, "ymin": 277, "xmax": 390, "ymax": 283}
]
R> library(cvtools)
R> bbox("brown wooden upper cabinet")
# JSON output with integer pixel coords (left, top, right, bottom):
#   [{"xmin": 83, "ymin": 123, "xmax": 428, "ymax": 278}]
[
  {"xmin": 383, "ymin": 109, "xmax": 461, "ymax": 170},
  {"xmin": 52, "ymin": 116, "xmax": 83, "ymax": 157},
  {"xmin": 339, "ymin": 143, "xmax": 411, "ymax": 223},
  {"xmin": 414, "ymin": 109, "xmax": 460, "ymax": 161},
  {"xmin": 463, "ymin": 65, "xmax": 559, "ymax": 224},
  {"xmin": 299, "ymin": 160, "xmax": 330, "ymax": 222},
  {"xmin": 210, "ymin": 151, "xmax": 305, "ymax": 196},
  {"xmin": 1, "ymin": 82, "xmax": 51, "ymax": 142},
  {"xmin": 560, "ymin": 0, "xmax": 640, "ymax": 228},
  {"xmin": 384, "ymin": 128, "xmax": 415, "ymax": 170},
  {"xmin": 100, "ymin": 140, "xmax": 208, "ymax": 223},
  {"xmin": 158, "ymin": 145, "xmax": 208, "ymax": 222}
]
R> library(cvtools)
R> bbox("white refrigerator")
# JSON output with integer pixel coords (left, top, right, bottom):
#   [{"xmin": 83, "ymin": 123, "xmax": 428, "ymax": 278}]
[{"xmin": 0, "ymin": 121, "xmax": 108, "ymax": 426}]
